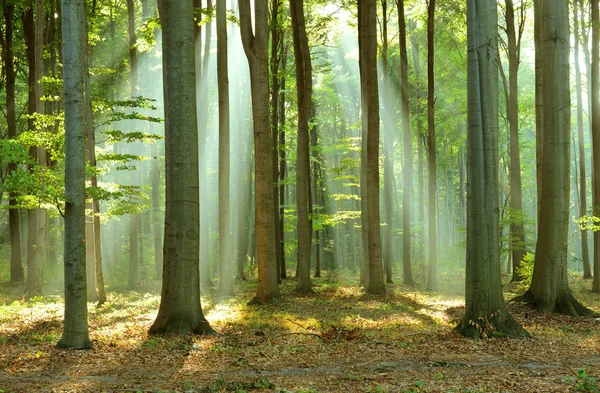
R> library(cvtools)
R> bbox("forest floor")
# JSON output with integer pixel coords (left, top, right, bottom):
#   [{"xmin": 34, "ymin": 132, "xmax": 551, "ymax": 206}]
[{"xmin": 0, "ymin": 271, "xmax": 599, "ymax": 393}]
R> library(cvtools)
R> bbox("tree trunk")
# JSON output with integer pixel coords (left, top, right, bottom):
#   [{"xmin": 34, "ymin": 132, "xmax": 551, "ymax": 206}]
[
  {"xmin": 457, "ymin": 0, "xmax": 528, "ymax": 339},
  {"xmin": 519, "ymin": 0, "xmax": 592, "ymax": 315},
  {"xmin": 240, "ymin": 0, "xmax": 281, "ymax": 304},
  {"xmin": 217, "ymin": 0, "xmax": 233, "ymax": 296},
  {"xmin": 57, "ymin": 0, "xmax": 92, "ymax": 349},
  {"xmin": 127, "ymin": 0, "xmax": 139, "ymax": 292},
  {"xmin": 592, "ymin": 0, "xmax": 600, "ymax": 292},
  {"xmin": 150, "ymin": 0, "xmax": 215, "ymax": 335},
  {"xmin": 358, "ymin": 0, "xmax": 385, "ymax": 294},
  {"xmin": 279, "ymin": 50, "xmax": 288, "ymax": 280},
  {"xmin": 573, "ymin": 0, "xmax": 592, "ymax": 280},
  {"xmin": 291, "ymin": 0, "xmax": 313, "ymax": 294},
  {"xmin": 398, "ymin": 0, "xmax": 415, "ymax": 286},
  {"xmin": 195, "ymin": 0, "xmax": 214, "ymax": 290},
  {"xmin": 381, "ymin": 0, "xmax": 394, "ymax": 285},
  {"xmin": 505, "ymin": 0, "xmax": 527, "ymax": 283},
  {"xmin": 426, "ymin": 0, "xmax": 437, "ymax": 291},
  {"xmin": 2, "ymin": 4, "xmax": 24, "ymax": 284}
]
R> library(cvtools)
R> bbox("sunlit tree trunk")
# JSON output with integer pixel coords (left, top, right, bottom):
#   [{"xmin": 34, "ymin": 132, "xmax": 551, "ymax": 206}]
[
  {"xmin": 194, "ymin": 0, "xmax": 214, "ymax": 290},
  {"xmin": 2, "ymin": 5, "xmax": 24, "ymax": 284},
  {"xmin": 57, "ymin": 0, "xmax": 92, "ymax": 349},
  {"xmin": 381, "ymin": 0, "xmax": 394, "ymax": 284},
  {"xmin": 426, "ymin": 0, "xmax": 437, "ymax": 291},
  {"xmin": 504, "ymin": 0, "xmax": 527, "ymax": 283},
  {"xmin": 127, "ymin": 0, "xmax": 139, "ymax": 291},
  {"xmin": 291, "ymin": 0, "xmax": 313, "ymax": 293},
  {"xmin": 520, "ymin": 0, "xmax": 592, "ymax": 315},
  {"xmin": 573, "ymin": 0, "xmax": 592, "ymax": 280},
  {"xmin": 358, "ymin": 0, "xmax": 385, "ymax": 294},
  {"xmin": 398, "ymin": 0, "xmax": 415, "ymax": 286},
  {"xmin": 410, "ymin": 26, "xmax": 426, "ymax": 263},
  {"xmin": 217, "ymin": 0, "xmax": 233, "ymax": 296},
  {"xmin": 457, "ymin": 0, "xmax": 528, "ymax": 338},
  {"xmin": 279, "ymin": 50, "xmax": 288, "ymax": 280},
  {"xmin": 240, "ymin": 0, "xmax": 281, "ymax": 304},
  {"xmin": 23, "ymin": 3, "xmax": 44, "ymax": 297},
  {"xmin": 150, "ymin": 0, "xmax": 215, "ymax": 335}
]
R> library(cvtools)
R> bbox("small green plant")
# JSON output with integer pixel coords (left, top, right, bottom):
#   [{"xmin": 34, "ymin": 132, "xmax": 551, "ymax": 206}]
[
  {"xmin": 567, "ymin": 368, "xmax": 600, "ymax": 392},
  {"xmin": 367, "ymin": 384, "xmax": 387, "ymax": 393}
]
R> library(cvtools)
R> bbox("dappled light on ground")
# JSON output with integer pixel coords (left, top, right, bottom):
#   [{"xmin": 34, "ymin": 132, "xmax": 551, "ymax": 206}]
[{"xmin": 0, "ymin": 274, "xmax": 599, "ymax": 392}]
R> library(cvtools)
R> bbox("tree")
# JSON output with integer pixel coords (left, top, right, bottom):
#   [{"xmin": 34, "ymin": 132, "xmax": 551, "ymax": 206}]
[
  {"xmin": 456, "ymin": 0, "xmax": 528, "ymax": 338},
  {"xmin": 426, "ymin": 0, "xmax": 437, "ymax": 291},
  {"xmin": 217, "ymin": 0, "xmax": 233, "ymax": 297},
  {"xmin": 57, "ymin": 0, "xmax": 93, "ymax": 349},
  {"xmin": 358, "ymin": 0, "xmax": 385, "ymax": 294},
  {"xmin": 501, "ymin": 0, "xmax": 527, "ymax": 282},
  {"xmin": 397, "ymin": 0, "xmax": 416, "ymax": 286},
  {"xmin": 149, "ymin": 0, "xmax": 215, "ymax": 335},
  {"xmin": 1, "ymin": 3, "xmax": 24, "ymax": 284},
  {"xmin": 573, "ymin": 0, "xmax": 592, "ymax": 280},
  {"xmin": 380, "ymin": 0, "xmax": 394, "ymax": 284},
  {"xmin": 127, "ymin": 0, "xmax": 139, "ymax": 292},
  {"xmin": 518, "ymin": 0, "xmax": 592, "ymax": 315},
  {"xmin": 291, "ymin": 0, "xmax": 313, "ymax": 294},
  {"xmin": 592, "ymin": 0, "xmax": 600, "ymax": 292},
  {"xmin": 240, "ymin": 0, "xmax": 281, "ymax": 304}
]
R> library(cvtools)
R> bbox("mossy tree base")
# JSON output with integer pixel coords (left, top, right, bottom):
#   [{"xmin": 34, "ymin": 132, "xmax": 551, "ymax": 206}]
[{"xmin": 512, "ymin": 290, "xmax": 595, "ymax": 317}]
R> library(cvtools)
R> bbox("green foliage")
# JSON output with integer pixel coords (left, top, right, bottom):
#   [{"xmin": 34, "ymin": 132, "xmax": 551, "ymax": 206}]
[
  {"xmin": 576, "ymin": 215, "xmax": 600, "ymax": 232},
  {"xmin": 515, "ymin": 253, "xmax": 535, "ymax": 292},
  {"xmin": 567, "ymin": 369, "xmax": 600, "ymax": 392}
]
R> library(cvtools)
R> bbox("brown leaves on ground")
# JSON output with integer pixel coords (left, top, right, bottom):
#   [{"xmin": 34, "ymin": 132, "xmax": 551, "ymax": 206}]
[{"xmin": 0, "ymin": 274, "xmax": 599, "ymax": 393}]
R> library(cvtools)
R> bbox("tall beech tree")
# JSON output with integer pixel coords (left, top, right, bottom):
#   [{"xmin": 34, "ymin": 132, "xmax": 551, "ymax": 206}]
[
  {"xmin": 57, "ymin": 0, "xmax": 92, "ymax": 349},
  {"xmin": 217, "ymin": 0, "xmax": 233, "ymax": 296},
  {"xmin": 1, "ymin": 4, "xmax": 24, "ymax": 284},
  {"xmin": 573, "ymin": 0, "xmax": 592, "ymax": 280},
  {"xmin": 426, "ymin": 0, "xmax": 437, "ymax": 291},
  {"xmin": 397, "ymin": 0, "xmax": 415, "ymax": 286},
  {"xmin": 518, "ymin": 0, "xmax": 592, "ymax": 315},
  {"xmin": 501, "ymin": 0, "xmax": 527, "ymax": 282},
  {"xmin": 358, "ymin": 0, "xmax": 385, "ymax": 294},
  {"xmin": 592, "ymin": 0, "xmax": 600, "ymax": 293},
  {"xmin": 457, "ymin": 0, "xmax": 528, "ymax": 338},
  {"xmin": 240, "ymin": 0, "xmax": 281, "ymax": 304},
  {"xmin": 149, "ymin": 0, "xmax": 215, "ymax": 334},
  {"xmin": 291, "ymin": 0, "xmax": 313, "ymax": 294}
]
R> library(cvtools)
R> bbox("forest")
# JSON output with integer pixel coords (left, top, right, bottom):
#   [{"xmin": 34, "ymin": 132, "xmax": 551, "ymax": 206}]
[{"xmin": 1, "ymin": 0, "xmax": 600, "ymax": 391}]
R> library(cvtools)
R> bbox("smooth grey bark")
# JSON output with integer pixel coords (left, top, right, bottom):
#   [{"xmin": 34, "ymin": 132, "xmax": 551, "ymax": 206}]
[
  {"xmin": 150, "ymin": 0, "xmax": 215, "ymax": 335},
  {"xmin": 426, "ymin": 0, "xmax": 437, "ymax": 291},
  {"xmin": 217, "ymin": 0, "xmax": 233, "ymax": 296},
  {"xmin": 291, "ymin": 0, "xmax": 313, "ymax": 294},
  {"xmin": 358, "ymin": 0, "xmax": 385, "ymax": 294},
  {"xmin": 573, "ymin": 0, "xmax": 592, "ymax": 280},
  {"xmin": 270, "ymin": 0, "xmax": 283, "ymax": 283},
  {"xmin": 23, "ymin": 3, "xmax": 44, "ymax": 297},
  {"xmin": 503, "ymin": 0, "xmax": 527, "ymax": 283},
  {"xmin": 2, "ymin": 4, "xmax": 24, "ymax": 284},
  {"xmin": 240, "ymin": 0, "xmax": 281, "ymax": 304},
  {"xmin": 127, "ymin": 0, "xmax": 139, "ymax": 292},
  {"xmin": 278, "ymin": 51, "xmax": 288, "ymax": 280},
  {"xmin": 397, "ymin": 0, "xmax": 415, "ymax": 286},
  {"xmin": 518, "ymin": 0, "xmax": 592, "ymax": 315},
  {"xmin": 57, "ymin": 0, "xmax": 92, "ymax": 349},
  {"xmin": 381, "ymin": 0, "xmax": 394, "ymax": 285},
  {"xmin": 456, "ymin": 0, "xmax": 528, "ymax": 339}
]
